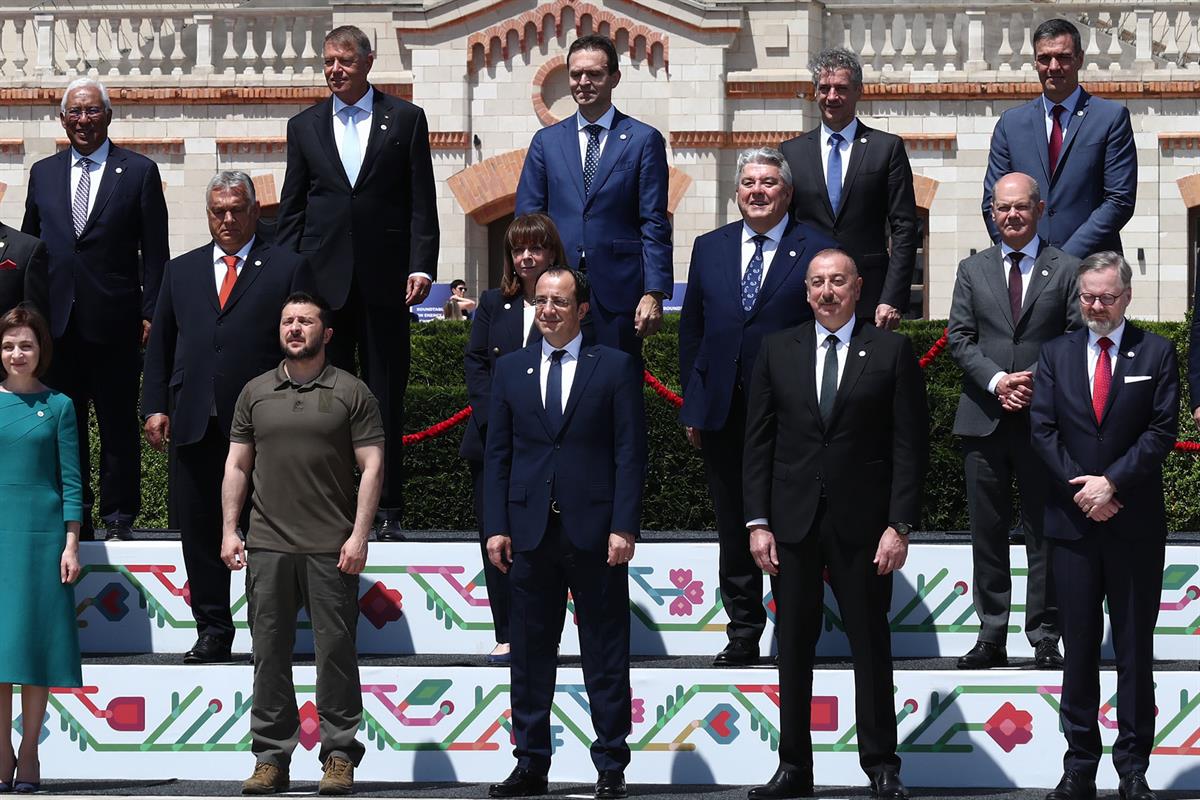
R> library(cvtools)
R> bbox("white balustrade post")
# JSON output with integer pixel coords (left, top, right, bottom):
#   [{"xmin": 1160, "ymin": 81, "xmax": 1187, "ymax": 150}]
[
  {"xmin": 194, "ymin": 14, "xmax": 213, "ymax": 74},
  {"xmin": 34, "ymin": 13, "xmax": 55, "ymax": 75},
  {"xmin": 1135, "ymin": 9, "xmax": 1153, "ymax": 66},
  {"xmin": 965, "ymin": 10, "xmax": 986, "ymax": 71}
]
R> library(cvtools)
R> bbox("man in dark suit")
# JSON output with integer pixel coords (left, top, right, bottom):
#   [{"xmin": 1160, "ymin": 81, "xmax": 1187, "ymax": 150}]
[
  {"xmin": 515, "ymin": 34, "xmax": 672, "ymax": 358},
  {"xmin": 0, "ymin": 222, "xmax": 48, "ymax": 315},
  {"xmin": 143, "ymin": 171, "xmax": 311, "ymax": 665},
  {"xmin": 276, "ymin": 24, "xmax": 439, "ymax": 540},
  {"xmin": 780, "ymin": 48, "xmax": 918, "ymax": 330},
  {"xmin": 23, "ymin": 77, "xmax": 170, "ymax": 540},
  {"xmin": 948, "ymin": 172, "xmax": 1082, "ymax": 671},
  {"xmin": 483, "ymin": 267, "xmax": 645, "ymax": 800},
  {"xmin": 678, "ymin": 147, "xmax": 837, "ymax": 668},
  {"xmin": 743, "ymin": 249, "xmax": 927, "ymax": 800},
  {"xmin": 983, "ymin": 18, "xmax": 1137, "ymax": 258},
  {"xmin": 1030, "ymin": 253, "xmax": 1176, "ymax": 800}
]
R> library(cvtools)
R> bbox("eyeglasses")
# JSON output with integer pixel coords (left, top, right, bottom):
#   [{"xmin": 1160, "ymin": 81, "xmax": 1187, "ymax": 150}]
[
  {"xmin": 64, "ymin": 106, "xmax": 106, "ymax": 121},
  {"xmin": 532, "ymin": 297, "xmax": 574, "ymax": 310},
  {"xmin": 1079, "ymin": 292, "xmax": 1125, "ymax": 306}
]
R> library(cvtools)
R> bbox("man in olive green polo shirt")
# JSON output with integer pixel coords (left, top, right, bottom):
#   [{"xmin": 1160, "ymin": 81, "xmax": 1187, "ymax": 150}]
[{"xmin": 220, "ymin": 291, "xmax": 385, "ymax": 796}]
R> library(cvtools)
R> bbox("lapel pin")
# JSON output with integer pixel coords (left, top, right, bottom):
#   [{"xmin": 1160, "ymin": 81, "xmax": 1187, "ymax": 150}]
[
  {"xmin": 1076, "ymin": 110, "xmax": 1084, "ymax": 116},
  {"xmin": 36, "ymin": 410, "xmax": 44, "ymax": 417},
  {"xmin": 789, "ymin": 250, "xmax": 796, "ymax": 257},
  {"xmin": 254, "ymin": 260, "xmax": 262, "ymax": 266},
  {"xmin": 1041, "ymin": 269, "xmax": 1048, "ymax": 276},
  {"xmin": 619, "ymin": 133, "xmax": 627, "ymax": 140},
  {"xmin": 526, "ymin": 367, "xmax": 534, "ymax": 375},
  {"xmin": 504, "ymin": 302, "xmax": 512, "ymax": 310},
  {"xmin": 0, "ymin": 242, "xmax": 5, "ymax": 248},
  {"xmin": 380, "ymin": 124, "xmax": 388, "ymax": 130},
  {"xmin": 115, "ymin": 167, "xmax": 124, "ymax": 174},
  {"xmin": 858, "ymin": 350, "xmax": 866, "ymax": 357},
  {"xmin": 859, "ymin": 137, "xmax": 867, "ymax": 143},
  {"xmin": 1126, "ymin": 350, "xmax": 1135, "ymax": 358}
]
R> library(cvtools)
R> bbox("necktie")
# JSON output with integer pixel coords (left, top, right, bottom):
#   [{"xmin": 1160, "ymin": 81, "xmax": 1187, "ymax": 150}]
[
  {"xmin": 339, "ymin": 106, "xmax": 362, "ymax": 186},
  {"xmin": 819, "ymin": 334, "xmax": 839, "ymax": 424},
  {"xmin": 546, "ymin": 349, "xmax": 566, "ymax": 432},
  {"xmin": 1007, "ymin": 252, "xmax": 1023, "ymax": 325},
  {"xmin": 826, "ymin": 132, "xmax": 844, "ymax": 214},
  {"xmin": 72, "ymin": 156, "xmax": 93, "ymax": 237},
  {"xmin": 1092, "ymin": 336, "xmax": 1113, "ymax": 423},
  {"xmin": 218, "ymin": 255, "xmax": 239, "ymax": 309},
  {"xmin": 582, "ymin": 124, "xmax": 603, "ymax": 194},
  {"xmin": 741, "ymin": 235, "xmax": 766, "ymax": 313},
  {"xmin": 1048, "ymin": 104, "xmax": 1065, "ymax": 175}
]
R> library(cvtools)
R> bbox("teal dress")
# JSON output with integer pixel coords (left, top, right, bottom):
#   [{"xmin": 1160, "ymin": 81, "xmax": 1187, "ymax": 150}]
[{"xmin": 0, "ymin": 389, "xmax": 83, "ymax": 687}]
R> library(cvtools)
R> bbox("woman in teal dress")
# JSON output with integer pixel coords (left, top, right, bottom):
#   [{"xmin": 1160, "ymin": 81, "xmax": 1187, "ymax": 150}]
[{"xmin": 0, "ymin": 305, "xmax": 83, "ymax": 793}]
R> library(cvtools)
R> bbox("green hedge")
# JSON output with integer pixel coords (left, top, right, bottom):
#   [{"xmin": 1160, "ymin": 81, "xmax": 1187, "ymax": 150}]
[{"xmin": 111, "ymin": 316, "xmax": 1200, "ymax": 531}]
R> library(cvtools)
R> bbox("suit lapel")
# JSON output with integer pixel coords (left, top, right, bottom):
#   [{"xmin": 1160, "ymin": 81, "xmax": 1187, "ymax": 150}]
[
  {"xmin": 51, "ymin": 150, "xmax": 73, "ymax": 235},
  {"xmin": 793, "ymin": 324, "xmax": 822, "ymax": 425},
  {"xmin": 519, "ymin": 346, "xmax": 555, "ymax": 439},
  {"xmin": 1099, "ymin": 323, "xmax": 1139, "ymax": 426},
  {"xmin": 85, "ymin": 144, "xmax": 128, "ymax": 235},
  {"xmin": 983, "ymin": 248, "xmax": 1017, "ymax": 330},
  {"xmin": 836, "ymin": 122, "xmax": 870, "ymax": 222},
  {"xmin": 1055, "ymin": 90, "xmax": 1091, "ymax": 183},
  {"xmin": 556, "ymin": 118, "xmax": 587, "ymax": 204},
  {"xmin": 584, "ymin": 111, "xmax": 632, "ymax": 206},
  {"xmin": 829, "ymin": 320, "xmax": 872, "ymax": 428},
  {"xmin": 1017, "ymin": 243, "xmax": 1058, "ymax": 324},
  {"xmin": 220, "ymin": 240, "xmax": 268, "ymax": 314},
  {"xmin": 804, "ymin": 127, "xmax": 836, "ymax": 222},
  {"xmin": 357, "ymin": 89, "xmax": 392, "ymax": 188},
  {"xmin": 720, "ymin": 225, "xmax": 745, "ymax": 318},
  {"xmin": 560, "ymin": 345, "xmax": 600, "ymax": 433},
  {"xmin": 748, "ymin": 226, "xmax": 805, "ymax": 321},
  {"xmin": 311, "ymin": 99, "xmax": 344, "ymax": 186}
]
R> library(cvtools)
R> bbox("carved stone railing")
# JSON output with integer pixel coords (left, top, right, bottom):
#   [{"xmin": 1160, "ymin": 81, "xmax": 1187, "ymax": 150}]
[
  {"xmin": 822, "ymin": 3, "xmax": 1200, "ymax": 78},
  {"xmin": 0, "ymin": 6, "xmax": 331, "ymax": 82}
]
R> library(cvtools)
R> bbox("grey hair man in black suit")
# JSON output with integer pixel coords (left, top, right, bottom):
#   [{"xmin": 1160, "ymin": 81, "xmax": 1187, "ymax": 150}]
[{"xmin": 948, "ymin": 172, "xmax": 1082, "ymax": 671}]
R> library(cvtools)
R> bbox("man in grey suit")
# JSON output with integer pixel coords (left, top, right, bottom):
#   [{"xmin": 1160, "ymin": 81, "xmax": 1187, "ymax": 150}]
[
  {"xmin": 982, "ymin": 18, "xmax": 1136, "ymax": 258},
  {"xmin": 949, "ymin": 172, "xmax": 1082, "ymax": 670}
]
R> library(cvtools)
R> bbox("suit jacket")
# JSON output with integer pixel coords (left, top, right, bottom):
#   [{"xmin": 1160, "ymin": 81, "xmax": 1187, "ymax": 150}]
[
  {"xmin": 947, "ymin": 243, "xmax": 1083, "ymax": 437},
  {"xmin": 0, "ymin": 222, "xmax": 48, "ymax": 315},
  {"xmin": 514, "ymin": 109, "xmax": 672, "ymax": 314},
  {"xmin": 142, "ymin": 240, "xmax": 312, "ymax": 446},
  {"xmin": 982, "ymin": 91, "xmax": 1136, "ymax": 258},
  {"xmin": 1029, "ymin": 324, "xmax": 1177, "ymax": 542},
  {"xmin": 276, "ymin": 87, "xmax": 439, "ymax": 309},
  {"xmin": 743, "ymin": 319, "xmax": 928, "ymax": 545},
  {"xmin": 678, "ymin": 219, "xmax": 838, "ymax": 431},
  {"xmin": 483, "ymin": 342, "xmax": 646, "ymax": 554},
  {"xmin": 1186, "ymin": 287, "xmax": 1200, "ymax": 411},
  {"xmin": 781, "ymin": 122, "xmax": 919, "ymax": 313},
  {"xmin": 22, "ymin": 143, "xmax": 169, "ymax": 340}
]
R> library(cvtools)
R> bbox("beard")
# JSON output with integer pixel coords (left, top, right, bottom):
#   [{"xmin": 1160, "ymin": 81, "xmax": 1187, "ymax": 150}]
[
  {"xmin": 282, "ymin": 337, "xmax": 322, "ymax": 360},
  {"xmin": 1085, "ymin": 316, "xmax": 1119, "ymax": 336}
]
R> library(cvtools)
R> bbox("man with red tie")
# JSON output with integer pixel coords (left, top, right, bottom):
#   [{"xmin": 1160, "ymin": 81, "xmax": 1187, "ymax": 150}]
[{"xmin": 1030, "ymin": 252, "xmax": 1177, "ymax": 800}]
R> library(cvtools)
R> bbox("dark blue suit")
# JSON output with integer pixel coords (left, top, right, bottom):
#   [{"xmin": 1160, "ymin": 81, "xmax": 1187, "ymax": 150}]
[
  {"xmin": 983, "ymin": 91, "xmax": 1136, "ymax": 258},
  {"xmin": 677, "ymin": 219, "xmax": 836, "ymax": 646},
  {"xmin": 484, "ymin": 340, "xmax": 645, "ymax": 774},
  {"xmin": 515, "ymin": 110, "xmax": 671, "ymax": 356},
  {"xmin": 143, "ymin": 238, "xmax": 310, "ymax": 642},
  {"xmin": 23, "ymin": 142, "xmax": 170, "ymax": 530},
  {"xmin": 1030, "ymin": 323, "xmax": 1177, "ymax": 779}
]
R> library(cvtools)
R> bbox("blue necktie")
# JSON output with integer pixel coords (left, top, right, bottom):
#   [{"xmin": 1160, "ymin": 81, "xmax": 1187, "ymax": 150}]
[
  {"xmin": 582, "ymin": 124, "xmax": 603, "ymax": 194},
  {"xmin": 339, "ymin": 106, "xmax": 362, "ymax": 185},
  {"xmin": 546, "ymin": 349, "xmax": 566, "ymax": 433},
  {"xmin": 826, "ymin": 132, "xmax": 844, "ymax": 214},
  {"xmin": 741, "ymin": 234, "xmax": 766, "ymax": 313}
]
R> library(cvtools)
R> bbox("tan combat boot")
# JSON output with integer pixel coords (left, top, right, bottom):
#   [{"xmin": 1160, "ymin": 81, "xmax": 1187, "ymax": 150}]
[
  {"xmin": 318, "ymin": 755, "xmax": 355, "ymax": 796},
  {"xmin": 241, "ymin": 762, "xmax": 289, "ymax": 795}
]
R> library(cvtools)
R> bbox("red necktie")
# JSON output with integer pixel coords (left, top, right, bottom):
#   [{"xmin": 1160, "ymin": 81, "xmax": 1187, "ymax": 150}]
[
  {"xmin": 1092, "ymin": 336, "xmax": 1113, "ymax": 423},
  {"xmin": 218, "ymin": 255, "xmax": 239, "ymax": 309},
  {"xmin": 1048, "ymin": 104, "xmax": 1065, "ymax": 175}
]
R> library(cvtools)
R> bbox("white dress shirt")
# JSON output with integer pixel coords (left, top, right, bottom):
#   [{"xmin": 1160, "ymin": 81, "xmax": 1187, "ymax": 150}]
[
  {"xmin": 814, "ymin": 314, "xmax": 855, "ymax": 404},
  {"xmin": 332, "ymin": 88, "xmax": 373, "ymax": 166},
  {"xmin": 212, "ymin": 237, "xmax": 255, "ymax": 295},
  {"xmin": 740, "ymin": 217, "xmax": 788, "ymax": 282},
  {"xmin": 539, "ymin": 332, "xmax": 583, "ymax": 413},
  {"xmin": 69, "ymin": 139, "xmax": 110, "ymax": 219},
  {"xmin": 575, "ymin": 105, "xmax": 617, "ymax": 166},
  {"xmin": 819, "ymin": 118, "xmax": 859, "ymax": 188},
  {"xmin": 1087, "ymin": 320, "xmax": 1126, "ymax": 398},
  {"xmin": 987, "ymin": 235, "xmax": 1042, "ymax": 394},
  {"xmin": 1042, "ymin": 86, "xmax": 1083, "ymax": 140}
]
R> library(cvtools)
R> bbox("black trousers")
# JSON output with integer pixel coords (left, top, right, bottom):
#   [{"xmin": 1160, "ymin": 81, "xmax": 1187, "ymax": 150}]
[
  {"xmin": 962, "ymin": 413, "xmax": 1058, "ymax": 646},
  {"xmin": 1053, "ymin": 533, "xmax": 1163, "ymax": 778},
  {"xmin": 45, "ymin": 318, "xmax": 142, "ymax": 535},
  {"xmin": 773, "ymin": 502, "xmax": 899, "ymax": 778},
  {"xmin": 470, "ymin": 459, "xmax": 511, "ymax": 643},
  {"xmin": 174, "ymin": 418, "xmax": 247, "ymax": 642},
  {"xmin": 699, "ymin": 388, "xmax": 766, "ymax": 645},
  {"xmin": 328, "ymin": 286, "xmax": 405, "ymax": 516},
  {"xmin": 508, "ymin": 515, "xmax": 631, "ymax": 774}
]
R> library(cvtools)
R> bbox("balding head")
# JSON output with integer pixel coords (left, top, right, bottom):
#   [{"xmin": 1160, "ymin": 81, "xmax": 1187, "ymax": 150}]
[{"xmin": 991, "ymin": 172, "xmax": 1044, "ymax": 250}]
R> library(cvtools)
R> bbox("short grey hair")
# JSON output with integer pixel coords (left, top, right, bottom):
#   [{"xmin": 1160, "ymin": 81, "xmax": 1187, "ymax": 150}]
[
  {"xmin": 206, "ymin": 170, "xmax": 257, "ymax": 207},
  {"xmin": 1077, "ymin": 251, "xmax": 1132, "ymax": 289},
  {"xmin": 60, "ymin": 78, "xmax": 111, "ymax": 113},
  {"xmin": 735, "ymin": 147, "xmax": 793, "ymax": 189},
  {"xmin": 809, "ymin": 47, "xmax": 864, "ymax": 89}
]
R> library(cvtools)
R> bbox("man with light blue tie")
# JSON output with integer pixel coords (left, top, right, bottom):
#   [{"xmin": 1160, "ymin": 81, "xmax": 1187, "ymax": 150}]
[
  {"xmin": 983, "ymin": 18, "xmax": 1136, "ymax": 258},
  {"xmin": 780, "ymin": 48, "xmax": 919, "ymax": 331}
]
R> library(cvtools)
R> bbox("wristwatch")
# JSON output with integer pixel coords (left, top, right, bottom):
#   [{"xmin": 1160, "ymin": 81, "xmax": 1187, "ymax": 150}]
[{"xmin": 891, "ymin": 522, "xmax": 912, "ymax": 537}]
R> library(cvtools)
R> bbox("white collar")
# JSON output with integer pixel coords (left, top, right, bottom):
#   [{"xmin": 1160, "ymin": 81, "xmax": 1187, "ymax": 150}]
[
  {"xmin": 741, "ymin": 216, "xmax": 789, "ymax": 246},
  {"xmin": 999, "ymin": 235, "xmax": 1041, "ymax": 265},
  {"xmin": 212, "ymin": 236, "xmax": 256, "ymax": 265},
  {"xmin": 815, "ymin": 313, "xmax": 857, "ymax": 345},
  {"xmin": 332, "ymin": 88, "xmax": 375, "ymax": 117},
  {"xmin": 821, "ymin": 118, "xmax": 859, "ymax": 145},
  {"xmin": 70, "ymin": 139, "xmax": 110, "ymax": 165},
  {"xmin": 576, "ymin": 105, "xmax": 617, "ymax": 132},
  {"xmin": 1087, "ymin": 319, "xmax": 1126, "ymax": 351},
  {"xmin": 541, "ymin": 331, "xmax": 583, "ymax": 360},
  {"xmin": 1042, "ymin": 86, "xmax": 1082, "ymax": 116}
]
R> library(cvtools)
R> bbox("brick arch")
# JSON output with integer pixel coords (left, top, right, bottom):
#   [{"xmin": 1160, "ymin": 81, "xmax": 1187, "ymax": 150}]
[
  {"xmin": 467, "ymin": 0, "xmax": 668, "ymax": 73},
  {"xmin": 447, "ymin": 149, "xmax": 691, "ymax": 225},
  {"xmin": 1179, "ymin": 173, "xmax": 1200, "ymax": 209},
  {"xmin": 912, "ymin": 173, "xmax": 939, "ymax": 211},
  {"xmin": 531, "ymin": 56, "xmax": 567, "ymax": 126}
]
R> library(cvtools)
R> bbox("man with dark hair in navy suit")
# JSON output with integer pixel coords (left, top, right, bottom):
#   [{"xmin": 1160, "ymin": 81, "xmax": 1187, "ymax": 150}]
[
  {"xmin": 0, "ymin": 222, "xmax": 48, "ymax": 315},
  {"xmin": 515, "ymin": 34, "xmax": 672, "ymax": 359},
  {"xmin": 143, "ymin": 171, "xmax": 311, "ymax": 665},
  {"xmin": 484, "ymin": 267, "xmax": 646, "ymax": 800},
  {"xmin": 1030, "ymin": 252, "xmax": 1176, "ymax": 800},
  {"xmin": 23, "ymin": 77, "xmax": 170, "ymax": 540}
]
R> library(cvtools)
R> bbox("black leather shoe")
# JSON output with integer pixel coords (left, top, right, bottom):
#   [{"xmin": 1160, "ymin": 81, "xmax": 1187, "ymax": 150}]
[
  {"xmin": 747, "ymin": 767, "xmax": 814, "ymax": 799},
  {"xmin": 1118, "ymin": 771, "xmax": 1157, "ymax": 800},
  {"xmin": 105, "ymin": 522, "xmax": 135, "ymax": 541},
  {"xmin": 1008, "ymin": 527, "xmax": 1026, "ymax": 545},
  {"xmin": 488, "ymin": 767, "xmax": 548, "ymax": 798},
  {"xmin": 595, "ymin": 770, "xmax": 626, "ymax": 799},
  {"xmin": 957, "ymin": 641, "xmax": 1007, "ymax": 669},
  {"xmin": 1046, "ymin": 770, "xmax": 1097, "ymax": 800},
  {"xmin": 713, "ymin": 638, "xmax": 759, "ymax": 667},
  {"xmin": 183, "ymin": 635, "xmax": 233, "ymax": 664},
  {"xmin": 869, "ymin": 769, "xmax": 909, "ymax": 799},
  {"xmin": 375, "ymin": 519, "xmax": 405, "ymax": 542},
  {"xmin": 1035, "ymin": 639, "xmax": 1065, "ymax": 669}
]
